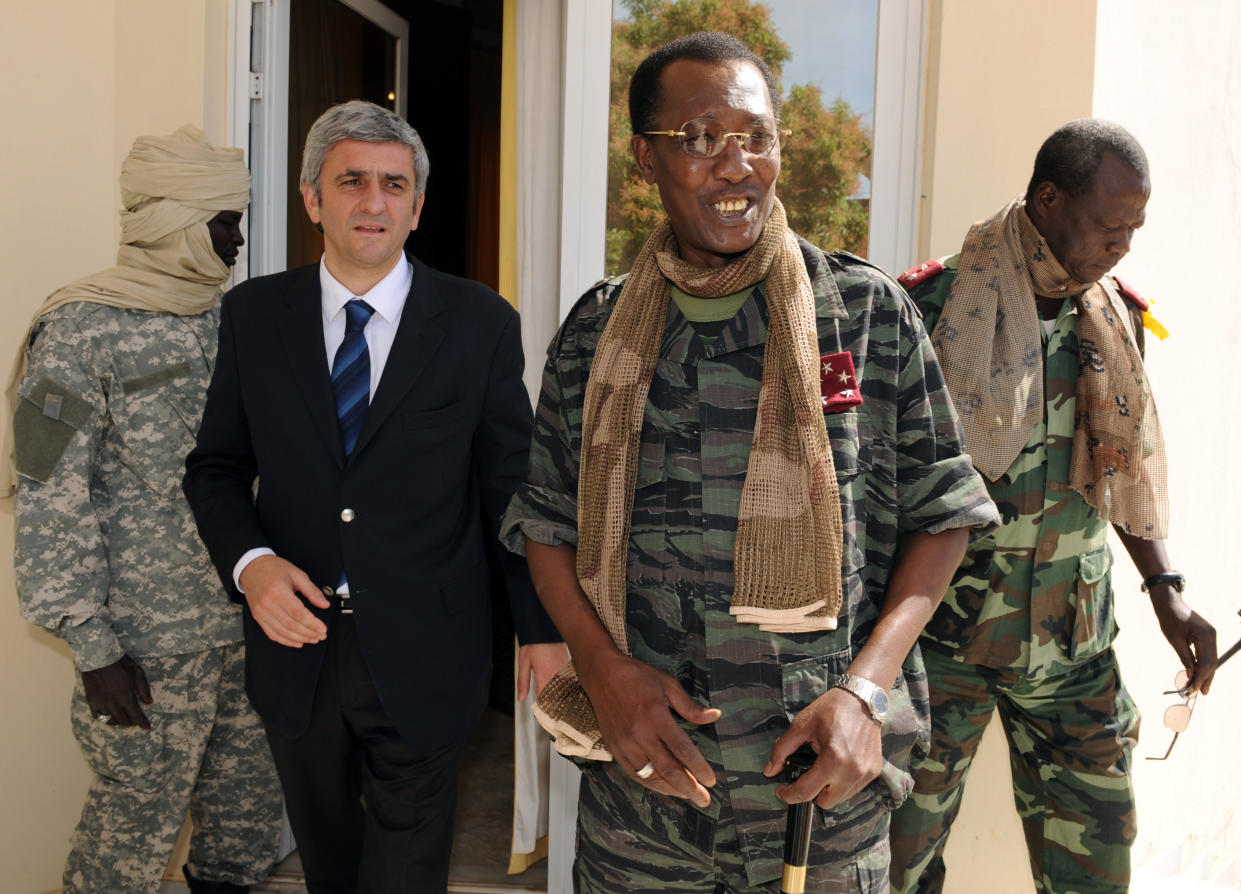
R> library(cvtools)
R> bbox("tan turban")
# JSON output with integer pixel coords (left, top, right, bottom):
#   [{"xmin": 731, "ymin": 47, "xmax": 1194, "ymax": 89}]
[{"xmin": 4, "ymin": 125, "xmax": 251, "ymax": 495}]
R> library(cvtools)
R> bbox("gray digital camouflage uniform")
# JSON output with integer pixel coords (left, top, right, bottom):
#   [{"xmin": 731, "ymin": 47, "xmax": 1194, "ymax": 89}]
[
  {"xmin": 888, "ymin": 255, "xmax": 1145, "ymax": 894},
  {"xmin": 502, "ymin": 238, "xmax": 997, "ymax": 892},
  {"xmin": 13, "ymin": 303, "xmax": 281, "ymax": 893}
]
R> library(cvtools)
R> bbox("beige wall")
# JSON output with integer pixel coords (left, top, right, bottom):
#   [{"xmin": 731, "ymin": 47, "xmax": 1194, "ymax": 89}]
[
  {"xmin": 919, "ymin": 0, "xmax": 1097, "ymax": 262},
  {"xmin": 919, "ymin": 4, "xmax": 1097, "ymax": 890},
  {"xmin": 0, "ymin": 3, "xmax": 232, "ymax": 891},
  {"xmin": 922, "ymin": 1, "xmax": 1241, "ymax": 892}
]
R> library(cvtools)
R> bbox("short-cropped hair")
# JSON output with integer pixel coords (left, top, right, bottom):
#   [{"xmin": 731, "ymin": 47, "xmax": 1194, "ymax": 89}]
[
  {"xmin": 629, "ymin": 31, "xmax": 781, "ymax": 135},
  {"xmin": 300, "ymin": 100, "xmax": 429, "ymax": 199},
  {"xmin": 1026, "ymin": 118, "xmax": 1148, "ymax": 201}
]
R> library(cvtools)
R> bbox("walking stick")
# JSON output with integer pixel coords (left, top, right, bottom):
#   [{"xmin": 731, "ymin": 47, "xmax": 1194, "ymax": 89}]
[{"xmin": 780, "ymin": 746, "xmax": 818, "ymax": 894}]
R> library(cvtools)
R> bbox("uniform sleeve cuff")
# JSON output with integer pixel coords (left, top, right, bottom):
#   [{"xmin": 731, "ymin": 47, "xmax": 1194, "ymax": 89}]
[
  {"xmin": 499, "ymin": 517, "xmax": 579, "ymax": 557},
  {"xmin": 62, "ymin": 618, "xmax": 125, "ymax": 672}
]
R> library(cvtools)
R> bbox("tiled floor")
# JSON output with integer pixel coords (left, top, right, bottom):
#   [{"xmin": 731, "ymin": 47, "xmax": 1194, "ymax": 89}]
[{"xmin": 162, "ymin": 706, "xmax": 548, "ymax": 894}]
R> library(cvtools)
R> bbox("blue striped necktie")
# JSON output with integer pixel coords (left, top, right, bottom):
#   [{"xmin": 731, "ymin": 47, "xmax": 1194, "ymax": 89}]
[{"xmin": 331, "ymin": 299, "xmax": 376, "ymax": 456}]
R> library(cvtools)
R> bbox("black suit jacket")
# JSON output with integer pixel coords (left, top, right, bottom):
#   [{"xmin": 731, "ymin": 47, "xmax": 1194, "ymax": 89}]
[{"xmin": 184, "ymin": 258, "xmax": 558, "ymax": 749}]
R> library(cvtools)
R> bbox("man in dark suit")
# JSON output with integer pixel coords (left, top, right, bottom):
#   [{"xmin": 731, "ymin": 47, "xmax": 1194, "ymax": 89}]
[{"xmin": 183, "ymin": 100, "xmax": 565, "ymax": 894}]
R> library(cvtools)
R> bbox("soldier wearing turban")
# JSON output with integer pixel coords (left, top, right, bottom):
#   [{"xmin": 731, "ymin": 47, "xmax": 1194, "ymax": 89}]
[{"xmin": 9, "ymin": 126, "xmax": 281, "ymax": 893}]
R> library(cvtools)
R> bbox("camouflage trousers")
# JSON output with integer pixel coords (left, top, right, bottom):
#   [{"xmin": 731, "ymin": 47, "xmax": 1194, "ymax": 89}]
[
  {"xmin": 63, "ymin": 643, "xmax": 282, "ymax": 893},
  {"xmin": 889, "ymin": 646, "xmax": 1139, "ymax": 894},
  {"xmin": 574, "ymin": 761, "xmax": 890, "ymax": 893}
]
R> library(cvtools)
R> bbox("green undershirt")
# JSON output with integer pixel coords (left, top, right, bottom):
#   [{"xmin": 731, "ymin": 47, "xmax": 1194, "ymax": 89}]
[{"xmin": 671, "ymin": 285, "xmax": 754, "ymax": 341}]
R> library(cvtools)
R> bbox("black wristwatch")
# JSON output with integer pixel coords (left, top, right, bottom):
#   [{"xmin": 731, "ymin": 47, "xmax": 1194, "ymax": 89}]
[{"xmin": 1141, "ymin": 571, "xmax": 1186, "ymax": 593}]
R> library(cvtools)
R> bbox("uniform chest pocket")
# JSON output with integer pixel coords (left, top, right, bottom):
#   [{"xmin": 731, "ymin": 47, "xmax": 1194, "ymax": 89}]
[
  {"xmin": 823, "ymin": 409, "xmax": 868, "ymax": 479},
  {"xmin": 628, "ymin": 439, "xmax": 667, "ymax": 514},
  {"xmin": 114, "ymin": 362, "xmax": 205, "ymax": 499},
  {"xmin": 1069, "ymin": 545, "xmax": 1115, "ymax": 660},
  {"xmin": 824, "ymin": 408, "xmax": 869, "ymax": 581}
]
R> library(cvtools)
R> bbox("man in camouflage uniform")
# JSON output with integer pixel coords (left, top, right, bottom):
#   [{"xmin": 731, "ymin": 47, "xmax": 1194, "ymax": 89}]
[
  {"xmin": 501, "ymin": 33, "xmax": 996, "ymax": 893},
  {"xmin": 9, "ymin": 126, "xmax": 281, "ymax": 893},
  {"xmin": 888, "ymin": 120, "xmax": 1218, "ymax": 894}
]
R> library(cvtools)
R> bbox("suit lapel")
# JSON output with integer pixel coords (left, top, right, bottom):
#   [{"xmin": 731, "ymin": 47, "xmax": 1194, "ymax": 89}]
[
  {"xmin": 351, "ymin": 258, "xmax": 446, "ymax": 458},
  {"xmin": 277, "ymin": 266, "xmax": 346, "ymax": 467}
]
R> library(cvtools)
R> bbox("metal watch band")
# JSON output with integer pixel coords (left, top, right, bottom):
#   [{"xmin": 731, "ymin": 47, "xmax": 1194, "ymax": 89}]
[{"xmin": 832, "ymin": 673, "xmax": 889, "ymax": 724}]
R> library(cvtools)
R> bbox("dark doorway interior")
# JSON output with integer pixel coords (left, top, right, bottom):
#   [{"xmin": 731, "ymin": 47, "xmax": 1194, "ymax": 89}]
[{"xmin": 286, "ymin": 0, "xmax": 503, "ymax": 293}]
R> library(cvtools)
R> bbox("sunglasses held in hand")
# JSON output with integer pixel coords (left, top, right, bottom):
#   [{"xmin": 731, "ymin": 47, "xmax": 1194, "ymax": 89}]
[{"xmin": 1147, "ymin": 628, "xmax": 1240, "ymax": 761}]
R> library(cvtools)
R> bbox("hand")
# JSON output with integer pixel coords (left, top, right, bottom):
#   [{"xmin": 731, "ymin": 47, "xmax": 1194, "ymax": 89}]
[
  {"xmin": 764, "ymin": 688, "xmax": 883, "ymax": 809},
  {"xmin": 82, "ymin": 655, "xmax": 154, "ymax": 729},
  {"xmin": 578, "ymin": 651, "xmax": 721, "ymax": 807},
  {"xmin": 517, "ymin": 641, "xmax": 570, "ymax": 701},
  {"xmin": 239, "ymin": 555, "xmax": 330, "ymax": 647},
  {"xmin": 1150, "ymin": 587, "xmax": 1218, "ymax": 694}
]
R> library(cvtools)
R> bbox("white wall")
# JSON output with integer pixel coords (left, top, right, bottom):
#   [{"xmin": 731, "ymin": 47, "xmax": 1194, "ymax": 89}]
[
  {"xmin": 1094, "ymin": 0, "xmax": 1241, "ymax": 884},
  {"xmin": 925, "ymin": 1, "xmax": 1241, "ymax": 891}
]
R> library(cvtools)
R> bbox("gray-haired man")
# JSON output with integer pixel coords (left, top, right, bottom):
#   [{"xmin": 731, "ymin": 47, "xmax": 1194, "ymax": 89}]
[{"xmin": 184, "ymin": 100, "xmax": 565, "ymax": 893}]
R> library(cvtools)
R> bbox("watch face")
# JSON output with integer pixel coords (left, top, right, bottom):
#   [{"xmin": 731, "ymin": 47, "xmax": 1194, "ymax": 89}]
[{"xmin": 872, "ymin": 689, "xmax": 890, "ymax": 717}]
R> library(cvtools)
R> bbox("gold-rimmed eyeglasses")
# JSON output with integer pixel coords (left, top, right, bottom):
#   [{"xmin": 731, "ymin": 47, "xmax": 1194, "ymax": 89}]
[
  {"xmin": 1147, "ymin": 631, "xmax": 1241, "ymax": 761},
  {"xmin": 1146, "ymin": 668, "xmax": 1196, "ymax": 761},
  {"xmin": 643, "ymin": 117, "xmax": 791, "ymax": 159}
]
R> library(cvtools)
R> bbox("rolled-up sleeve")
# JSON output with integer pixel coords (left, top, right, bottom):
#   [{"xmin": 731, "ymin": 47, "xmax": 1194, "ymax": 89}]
[{"xmin": 893, "ymin": 297, "xmax": 998, "ymax": 537}]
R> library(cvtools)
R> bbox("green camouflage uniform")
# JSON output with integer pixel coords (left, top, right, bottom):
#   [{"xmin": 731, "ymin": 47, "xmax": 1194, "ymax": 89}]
[
  {"xmin": 889, "ymin": 255, "xmax": 1144, "ymax": 894},
  {"xmin": 502, "ymin": 239, "xmax": 997, "ymax": 892},
  {"xmin": 14, "ymin": 303, "xmax": 282, "ymax": 893}
]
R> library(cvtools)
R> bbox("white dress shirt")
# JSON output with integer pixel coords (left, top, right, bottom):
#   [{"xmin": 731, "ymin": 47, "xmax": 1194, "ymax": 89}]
[{"xmin": 233, "ymin": 255, "xmax": 414, "ymax": 591}]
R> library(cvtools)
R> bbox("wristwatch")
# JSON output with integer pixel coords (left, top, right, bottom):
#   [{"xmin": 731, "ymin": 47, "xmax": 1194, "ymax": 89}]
[
  {"xmin": 832, "ymin": 673, "xmax": 889, "ymax": 725},
  {"xmin": 1140, "ymin": 571, "xmax": 1186, "ymax": 593}
]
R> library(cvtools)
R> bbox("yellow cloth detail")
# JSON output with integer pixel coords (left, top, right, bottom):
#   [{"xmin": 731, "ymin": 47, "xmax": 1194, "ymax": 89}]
[
  {"xmin": 1142, "ymin": 308, "xmax": 1169, "ymax": 340},
  {"xmin": 507, "ymin": 836, "xmax": 549, "ymax": 874}
]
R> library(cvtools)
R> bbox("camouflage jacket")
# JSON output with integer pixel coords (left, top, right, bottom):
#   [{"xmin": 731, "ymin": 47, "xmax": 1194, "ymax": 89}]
[
  {"xmin": 910, "ymin": 255, "xmax": 1147, "ymax": 677},
  {"xmin": 502, "ymin": 238, "xmax": 996, "ymax": 884},
  {"xmin": 13, "ymin": 303, "xmax": 241, "ymax": 672}
]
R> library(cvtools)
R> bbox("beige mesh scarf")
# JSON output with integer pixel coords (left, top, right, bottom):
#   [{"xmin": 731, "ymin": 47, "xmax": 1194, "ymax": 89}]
[
  {"xmin": 931, "ymin": 196, "xmax": 1168, "ymax": 537},
  {"xmin": 3, "ymin": 124, "xmax": 250, "ymax": 496},
  {"xmin": 531, "ymin": 199, "xmax": 844, "ymax": 760}
]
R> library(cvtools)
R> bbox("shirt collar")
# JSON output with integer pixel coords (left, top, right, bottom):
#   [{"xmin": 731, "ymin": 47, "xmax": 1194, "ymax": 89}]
[{"xmin": 319, "ymin": 254, "xmax": 414, "ymax": 324}]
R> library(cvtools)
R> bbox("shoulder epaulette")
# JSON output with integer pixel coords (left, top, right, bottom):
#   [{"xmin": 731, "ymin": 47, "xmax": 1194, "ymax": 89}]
[
  {"xmin": 1110, "ymin": 275, "xmax": 1149, "ymax": 311},
  {"xmin": 898, "ymin": 259, "xmax": 945, "ymax": 290}
]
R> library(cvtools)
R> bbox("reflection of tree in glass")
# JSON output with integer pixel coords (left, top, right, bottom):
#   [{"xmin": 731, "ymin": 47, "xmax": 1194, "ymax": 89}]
[{"xmin": 607, "ymin": 0, "xmax": 873, "ymax": 276}]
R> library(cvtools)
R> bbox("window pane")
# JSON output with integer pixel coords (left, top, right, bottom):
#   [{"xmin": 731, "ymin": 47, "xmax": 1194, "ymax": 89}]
[{"xmin": 606, "ymin": 0, "xmax": 878, "ymax": 276}]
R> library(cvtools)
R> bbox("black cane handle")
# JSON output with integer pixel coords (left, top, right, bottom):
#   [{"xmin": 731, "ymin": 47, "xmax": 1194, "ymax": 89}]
[{"xmin": 780, "ymin": 746, "xmax": 817, "ymax": 894}]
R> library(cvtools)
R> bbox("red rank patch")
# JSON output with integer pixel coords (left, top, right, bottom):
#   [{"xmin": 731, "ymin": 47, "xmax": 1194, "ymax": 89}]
[
  {"xmin": 1111, "ymin": 274, "xmax": 1149, "ymax": 311},
  {"xmin": 898, "ymin": 259, "xmax": 944, "ymax": 289},
  {"xmin": 820, "ymin": 352, "xmax": 862, "ymax": 413}
]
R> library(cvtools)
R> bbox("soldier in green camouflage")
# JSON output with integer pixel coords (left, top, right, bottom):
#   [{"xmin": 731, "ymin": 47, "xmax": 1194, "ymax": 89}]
[
  {"xmin": 9, "ymin": 127, "xmax": 281, "ymax": 894},
  {"xmin": 888, "ymin": 120, "xmax": 1218, "ymax": 894},
  {"xmin": 501, "ymin": 33, "xmax": 996, "ymax": 892}
]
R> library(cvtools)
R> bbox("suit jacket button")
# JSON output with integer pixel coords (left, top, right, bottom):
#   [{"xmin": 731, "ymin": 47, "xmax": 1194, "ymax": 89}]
[{"xmin": 340, "ymin": 508, "xmax": 355, "ymax": 522}]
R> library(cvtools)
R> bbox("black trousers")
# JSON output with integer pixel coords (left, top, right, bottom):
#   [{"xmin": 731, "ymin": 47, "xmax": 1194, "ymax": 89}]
[{"xmin": 263, "ymin": 614, "xmax": 465, "ymax": 894}]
